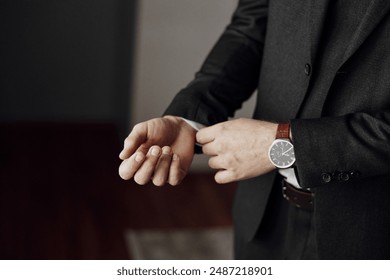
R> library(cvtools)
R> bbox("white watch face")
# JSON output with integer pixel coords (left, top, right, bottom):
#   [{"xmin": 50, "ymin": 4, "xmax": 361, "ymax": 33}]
[{"xmin": 268, "ymin": 139, "xmax": 296, "ymax": 169}]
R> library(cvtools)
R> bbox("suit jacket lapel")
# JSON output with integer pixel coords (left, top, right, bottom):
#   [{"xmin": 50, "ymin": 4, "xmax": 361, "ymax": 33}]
[{"xmin": 340, "ymin": 0, "xmax": 390, "ymax": 67}]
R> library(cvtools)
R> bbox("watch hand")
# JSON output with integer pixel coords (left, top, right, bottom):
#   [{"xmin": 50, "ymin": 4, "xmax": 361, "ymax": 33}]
[{"xmin": 282, "ymin": 147, "xmax": 293, "ymax": 156}]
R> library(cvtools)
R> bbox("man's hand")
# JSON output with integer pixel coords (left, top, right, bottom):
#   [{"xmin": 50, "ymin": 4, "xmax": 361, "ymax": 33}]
[
  {"xmin": 196, "ymin": 118, "xmax": 277, "ymax": 184},
  {"xmin": 119, "ymin": 116, "xmax": 196, "ymax": 186}
]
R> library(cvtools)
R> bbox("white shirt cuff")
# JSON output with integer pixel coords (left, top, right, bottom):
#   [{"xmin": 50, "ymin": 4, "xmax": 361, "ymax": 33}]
[{"xmin": 181, "ymin": 118, "xmax": 205, "ymax": 131}]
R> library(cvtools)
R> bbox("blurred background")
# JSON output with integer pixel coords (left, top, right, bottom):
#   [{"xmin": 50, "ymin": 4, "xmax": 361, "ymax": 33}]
[{"xmin": 0, "ymin": 0, "xmax": 256, "ymax": 259}]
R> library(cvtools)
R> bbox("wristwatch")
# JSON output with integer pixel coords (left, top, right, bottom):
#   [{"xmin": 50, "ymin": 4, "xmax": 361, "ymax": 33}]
[{"xmin": 268, "ymin": 123, "xmax": 295, "ymax": 169}]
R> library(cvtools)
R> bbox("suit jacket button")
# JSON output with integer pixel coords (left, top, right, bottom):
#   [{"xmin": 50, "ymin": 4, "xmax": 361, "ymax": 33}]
[
  {"xmin": 305, "ymin": 63, "xmax": 311, "ymax": 76},
  {"xmin": 340, "ymin": 172, "xmax": 350, "ymax": 181},
  {"xmin": 350, "ymin": 170, "xmax": 361, "ymax": 179},
  {"xmin": 321, "ymin": 172, "xmax": 332, "ymax": 183}
]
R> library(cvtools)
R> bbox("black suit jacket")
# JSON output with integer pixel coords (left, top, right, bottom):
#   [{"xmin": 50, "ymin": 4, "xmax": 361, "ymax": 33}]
[{"xmin": 164, "ymin": 0, "xmax": 390, "ymax": 259}]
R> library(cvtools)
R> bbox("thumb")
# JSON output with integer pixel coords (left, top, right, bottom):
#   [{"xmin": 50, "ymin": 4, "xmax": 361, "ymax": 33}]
[{"xmin": 119, "ymin": 123, "xmax": 148, "ymax": 160}]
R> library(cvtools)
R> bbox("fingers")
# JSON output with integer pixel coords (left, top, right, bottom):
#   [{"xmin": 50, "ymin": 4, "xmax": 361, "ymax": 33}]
[
  {"xmin": 208, "ymin": 154, "xmax": 226, "ymax": 169},
  {"xmin": 207, "ymin": 155, "xmax": 235, "ymax": 184},
  {"xmin": 118, "ymin": 145, "xmax": 160, "ymax": 183},
  {"xmin": 196, "ymin": 126, "xmax": 216, "ymax": 145},
  {"xmin": 118, "ymin": 150, "xmax": 146, "ymax": 180},
  {"xmin": 133, "ymin": 146, "xmax": 162, "ymax": 185},
  {"xmin": 168, "ymin": 154, "xmax": 186, "ymax": 186},
  {"xmin": 201, "ymin": 142, "xmax": 218, "ymax": 156},
  {"xmin": 151, "ymin": 151, "xmax": 186, "ymax": 186},
  {"xmin": 152, "ymin": 146, "xmax": 173, "ymax": 186},
  {"xmin": 119, "ymin": 145, "xmax": 186, "ymax": 186},
  {"xmin": 214, "ymin": 170, "xmax": 234, "ymax": 184}
]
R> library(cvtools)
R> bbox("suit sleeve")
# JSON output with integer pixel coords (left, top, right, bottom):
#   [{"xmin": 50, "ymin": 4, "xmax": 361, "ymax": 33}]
[
  {"xmin": 291, "ymin": 111, "xmax": 390, "ymax": 188},
  {"xmin": 164, "ymin": 0, "xmax": 268, "ymax": 126}
]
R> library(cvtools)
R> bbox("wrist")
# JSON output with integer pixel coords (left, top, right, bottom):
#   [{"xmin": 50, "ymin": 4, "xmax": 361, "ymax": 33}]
[{"xmin": 163, "ymin": 115, "xmax": 197, "ymax": 135}]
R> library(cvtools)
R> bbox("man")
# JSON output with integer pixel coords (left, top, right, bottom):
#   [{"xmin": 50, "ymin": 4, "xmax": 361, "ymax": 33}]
[{"xmin": 119, "ymin": 0, "xmax": 390, "ymax": 259}]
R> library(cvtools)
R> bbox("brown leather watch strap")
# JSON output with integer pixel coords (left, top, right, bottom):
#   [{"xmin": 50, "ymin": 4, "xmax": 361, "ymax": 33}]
[{"xmin": 276, "ymin": 123, "xmax": 290, "ymax": 139}]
